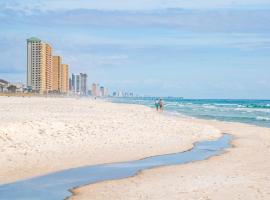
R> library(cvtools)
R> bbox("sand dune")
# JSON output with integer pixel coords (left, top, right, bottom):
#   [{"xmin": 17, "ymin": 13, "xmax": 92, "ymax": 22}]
[{"xmin": 0, "ymin": 96, "xmax": 220, "ymax": 184}]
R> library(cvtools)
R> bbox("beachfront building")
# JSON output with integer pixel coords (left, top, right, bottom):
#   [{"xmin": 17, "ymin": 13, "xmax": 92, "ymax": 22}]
[
  {"xmin": 60, "ymin": 64, "xmax": 69, "ymax": 94},
  {"xmin": 71, "ymin": 74, "xmax": 81, "ymax": 94},
  {"xmin": 105, "ymin": 88, "xmax": 109, "ymax": 97},
  {"xmin": 27, "ymin": 37, "xmax": 50, "ymax": 93},
  {"xmin": 71, "ymin": 73, "xmax": 88, "ymax": 95},
  {"xmin": 96, "ymin": 84, "xmax": 100, "ymax": 96},
  {"xmin": 52, "ymin": 56, "xmax": 69, "ymax": 94},
  {"xmin": 91, "ymin": 84, "xmax": 109, "ymax": 97},
  {"xmin": 13, "ymin": 83, "xmax": 26, "ymax": 93},
  {"xmin": 27, "ymin": 37, "xmax": 69, "ymax": 94},
  {"xmin": 0, "ymin": 79, "xmax": 8, "ymax": 93},
  {"xmin": 27, "ymin": 38, "xmax": 53, "ymax": 94},
  {"xmin": 71, "ymin": 74, "xmax": 77, "ymax": 93},
  {"xmin": 80, "ymin": 73, "xmax": 88, "ymax": 95},
  {"xmin": 92, "ymin": 83, "xmax": 97, "ymax": 97},
  {"xmin": 45, "ymin": 44, "xmax": 53, "ymax": 93},
  {"xmin": 100, "ymin": 86, "xmax": 105, "ymax": 97},
  {"xmin": 52, "ymin": 56, "xmax": 61, "ymax": 92},
  {"xmin": 69, "ymin": 78, "xmax": 72, "ymax": 91},
  {"xmin": 99, "ymin": 87, "xmax": 109, "ymax": 97}
]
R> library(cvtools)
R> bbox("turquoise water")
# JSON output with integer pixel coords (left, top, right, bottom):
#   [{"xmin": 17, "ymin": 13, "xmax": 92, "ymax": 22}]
[
  {"xmin": 109, "ymin": 98, "xmax": 270, "ymax": 128},
  {"xmin": 0, "ymin": 135, "xmax": 231, "ymax": 200}
]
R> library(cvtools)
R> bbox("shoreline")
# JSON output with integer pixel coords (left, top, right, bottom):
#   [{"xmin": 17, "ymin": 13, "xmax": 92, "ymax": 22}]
[
  {"xmin": 2, "ymin": 96, "xmax": 269, "ymax": 199},
  {"xmin": 0, "ymin": 96, "xmax": 221, "ymax": 185},
  {"xmin": 70, "ymin": 118, "xmax": 270, "ymax": 200},
  {"xmin": 68, "ymin": 133, "xmax": 233, "ymax": 199}
]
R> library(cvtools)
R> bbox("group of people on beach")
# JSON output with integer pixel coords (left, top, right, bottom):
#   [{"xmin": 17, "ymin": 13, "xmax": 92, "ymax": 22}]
[{"xmin": 155, "ymin": 99, "xmax": 164, "ymax": 112}]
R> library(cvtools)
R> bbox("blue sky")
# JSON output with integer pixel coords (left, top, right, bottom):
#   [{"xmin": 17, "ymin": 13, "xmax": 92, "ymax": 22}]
[{"xmin": 0, "ymin": 0, "xmax": 270, "ymax": 98}]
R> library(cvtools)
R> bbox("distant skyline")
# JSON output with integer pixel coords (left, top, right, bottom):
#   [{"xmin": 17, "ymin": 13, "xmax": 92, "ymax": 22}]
[{"xmin": 0, "ymin": 0, "xmax": 270, "ymax": 98}]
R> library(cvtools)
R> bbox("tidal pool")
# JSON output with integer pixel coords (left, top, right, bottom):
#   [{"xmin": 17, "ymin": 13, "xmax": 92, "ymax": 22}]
[{"xmin": 0, "ymin": 134, "xmax": 232, "ymax": 200}]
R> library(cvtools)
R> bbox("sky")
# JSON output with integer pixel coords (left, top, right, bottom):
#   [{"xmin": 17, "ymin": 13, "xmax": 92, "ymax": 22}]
[{"xmin": 0, "ymin": 0, "xmax": 270, "ymax": 98}]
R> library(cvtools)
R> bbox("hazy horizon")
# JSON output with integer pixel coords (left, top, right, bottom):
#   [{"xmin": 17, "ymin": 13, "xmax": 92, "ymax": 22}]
[{"xmin": 0, "ymin": 0, "xmax": 270, "ymax": 98}]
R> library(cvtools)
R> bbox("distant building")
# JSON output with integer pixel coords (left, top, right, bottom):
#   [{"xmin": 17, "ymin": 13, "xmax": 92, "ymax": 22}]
[
  {"xmin": 0, "ymin": 79, "xmax": 8, "ymax": 93},
  {"xmin": 88, "ymin": 90, "xmax": 92, "ymax": 96},
  {"xmin": 71, "ymin": 74, "xmax": 76, "ymax": 92},
  {"xmin": 75, "ymin": 74, "xmax": 80, "ymax": 93},
  {"xmin": 96, "ymin": 84, "xmax": 100, "ymax": 96},
  {"xmin": 71, "ymin": 74, "xmax": 80, "ymax": 94},
  {"xmin": 100, "ymin": 86, "xmax": 105, "ymax": 97},
  {"xmin": 12, "ymin": 83, "xmax": 26, "ymax": 93},
  {"xmin": 92, "ymin": 83, "xmax": 97, "ymax": 97},
  {"xmin": 111, "ymin": 90, "xmax": 133, "ymax": 97},
  {"xmin": 105, "ymin": 88, "xmax": 109, "ymax": 97},
  {"xmin": 69, "ymin": 78, "xmax": 72, "ymax": 91},
  {"xmin": 80, "ymin": 73, "xmax": 88, "ymax": 95},
  {"xmin": 7, "ymin": 85, "xmax": 17, "ymax": 93},
  {"xmin": 117, "ymin": 91, "xmax": 123, "ymax": 97},
  {"xmin": 71, "ymin": 73, "xmax": 88, "ymax": 95}
]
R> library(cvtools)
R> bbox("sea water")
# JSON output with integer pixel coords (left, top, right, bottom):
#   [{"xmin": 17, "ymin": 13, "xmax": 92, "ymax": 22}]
[{"xmin": 109, "ymin": 98, "xmax": 270, "ymax": 128}]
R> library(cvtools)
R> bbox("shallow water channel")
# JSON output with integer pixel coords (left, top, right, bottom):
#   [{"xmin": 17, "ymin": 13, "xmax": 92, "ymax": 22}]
[{"xmin": 0, "ymin": 134, "xmax": 232, "ymax": 200}]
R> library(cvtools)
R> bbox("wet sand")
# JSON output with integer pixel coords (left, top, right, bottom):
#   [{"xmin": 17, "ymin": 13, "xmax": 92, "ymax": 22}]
[{"xmin": 70, "ymin": 119, "xmax": 270, "ymax": 200}]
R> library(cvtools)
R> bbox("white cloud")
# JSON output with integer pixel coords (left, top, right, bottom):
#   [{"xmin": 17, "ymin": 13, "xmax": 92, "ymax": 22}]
[{"xmin": 1, "ymin": 0, "xmax": 270, "ymax": 11}]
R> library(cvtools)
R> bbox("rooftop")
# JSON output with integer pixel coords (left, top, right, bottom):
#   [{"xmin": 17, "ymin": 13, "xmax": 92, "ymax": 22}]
[
  {"xmin": 0, "ymin": 79, "xmax": 8, "ymax": 84},
  {"xmin": 27, "ymin": 37, "xmax": 41, "ymax": 42}
]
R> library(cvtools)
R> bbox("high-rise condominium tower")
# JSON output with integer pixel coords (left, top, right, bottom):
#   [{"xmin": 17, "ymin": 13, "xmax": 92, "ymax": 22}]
[
  {"xmin": 100, "ymin": 86, "xmax": 105, "ymax": 97},
  {"xmin": 52, "ymin": 56, "xmax": 61, "ymax": 92},
  {"xmin": 92, "ymin": 83, "xmax": 97, "ymax": 97},
  {"xmin": 45, "ymin": 44, "xmax": 52, "ymax": 92},
  {"xmin": 60, "ymin": 64, "xmax": 69, "ymax": 93},
  {"xmin": 80, "ymin": 73, "xmax": 88, "ymax": 95},
  {"xmin": 27, "ymin": 37, "xmax": 69, "ymax": 94},
  {"xmin": 71, "ymin": 74, "xmax": 80, "ymax": 94},
  {"xmin": 27, "ymin": 37, "xmax": 52, "ymax": 93},
  {"xmin": 71, "ymin": 73, "xmax": 88, "ymax": 95}
]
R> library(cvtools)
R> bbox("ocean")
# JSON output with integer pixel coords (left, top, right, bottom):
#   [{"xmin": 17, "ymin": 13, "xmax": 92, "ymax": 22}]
[{"xmin": 109, "ymin": 98, "xmax": 270, "ymax": 128}]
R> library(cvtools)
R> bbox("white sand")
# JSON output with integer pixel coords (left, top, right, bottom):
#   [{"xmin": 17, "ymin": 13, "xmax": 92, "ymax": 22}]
[
  {"xmin": 70, "ymin": 119, "xmax": 270, "ymax": 200},
  {"xmin": 0, "ymin": 96, "xmax": 220, "ymax": 184}
]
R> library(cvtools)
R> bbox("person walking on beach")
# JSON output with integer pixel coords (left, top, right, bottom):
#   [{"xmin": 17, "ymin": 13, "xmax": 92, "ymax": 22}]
[
  {"xmin": 159, "ymin": 99, "xmax": 164, "ymax": 112},
  {"xmin": 155, "ymin": 99, "xmax": 159, "ymax": 111}
]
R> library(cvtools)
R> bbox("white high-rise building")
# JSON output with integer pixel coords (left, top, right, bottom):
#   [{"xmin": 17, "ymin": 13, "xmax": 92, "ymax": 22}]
[
  {"xmin": 27, "ymin": 37, "xmax": 52, "ymax": 93},
  {"xmin": 71, "ymin": 73, "xmax": 88, "ymax": 95},
  {"xmin": 27, "ymin": 37, "xmax": 43, "ymax": 92}
]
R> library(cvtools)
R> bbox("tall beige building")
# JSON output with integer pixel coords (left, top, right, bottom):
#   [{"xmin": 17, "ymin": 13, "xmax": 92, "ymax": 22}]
[
  {"xmin": 27, "ymin": 37, "xmax": 69, "ymax": 94},
  {"xmin": 45, "ymin": 44, "xmax": 53, "ymax": 93},
  {"xmin": 27, "ymin": 37, "xmax": 53, "ymax": 94},
  {"xmin": 52, "ymin": 56, "xmax": 61, "ymax": 92},
  {"xmin": 60, "ymin": 64, "xmax": 69, "ymax": 93}
]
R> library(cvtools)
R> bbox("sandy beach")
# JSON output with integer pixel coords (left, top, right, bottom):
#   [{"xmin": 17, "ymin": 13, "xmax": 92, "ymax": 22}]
[
  {"xmin": 70, "ymin": 119, "xmax": 270, "ymax": 200},
  {"xmin": 1, "ymin": 96, "xmax": 270, "ymax": 200},
  {"xmin": 0, "ymin": 96, "xmax": 220, "ymax": 184}
]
